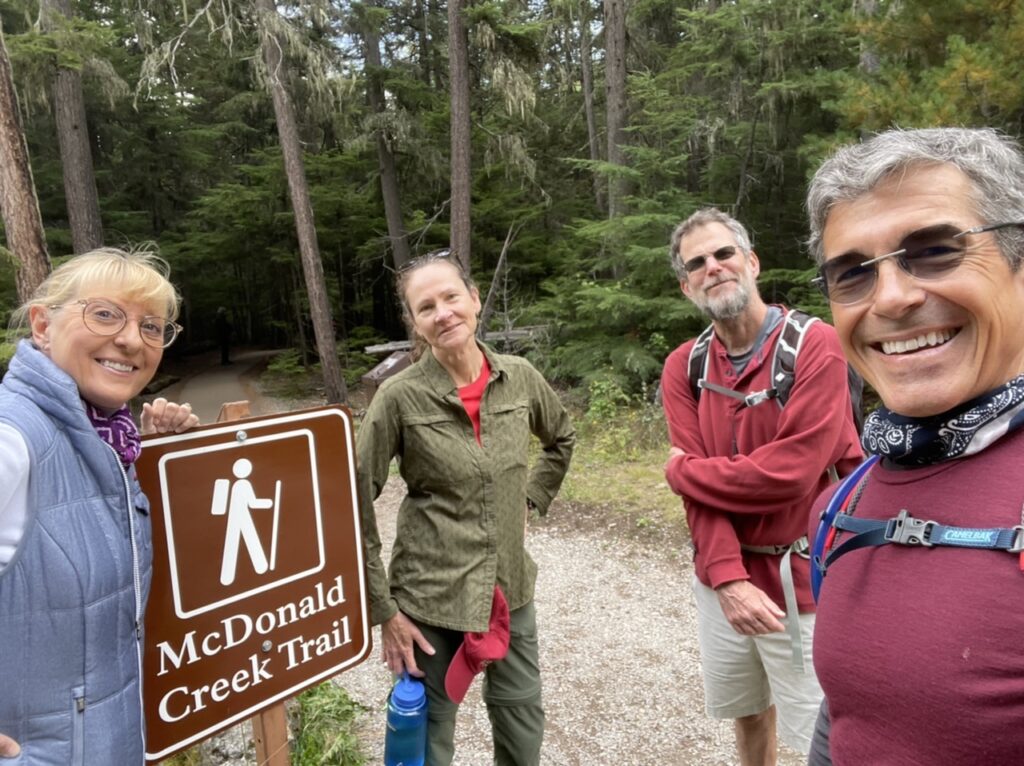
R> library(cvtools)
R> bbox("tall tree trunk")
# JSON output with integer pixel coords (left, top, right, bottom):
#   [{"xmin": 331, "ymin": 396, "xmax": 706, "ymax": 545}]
[
  {"xmin": 853, "ymin": 0, "xmax": 881, "ymax": 75},
  {"xmin": 448, "ymin": 0, "xmax": 472, "ymax": 273},
  {"xmin": 428, "ymin": 0, "xmax": 445, "ymax": 91},
  {"xmin": 257, "ymin": 0, "xmax": 347, "ymax": 404},
  {"xmin": 415, "ymin": 0, "xmax": 431, "ymax": 85},
  {"xmin": 580, "ymin": 0, "xmax": 605, "ymax": 214},
  {"xmin": 0, "ymin": 21, "xmax": 50, "ymax": 301},
  {"xmin": 603, "ymin": 0, "xmax": 628, "ymax": 222},
  {"xmin": 362, "ymin": 12, "xmax": 412, "ymax": 270},
  {"xmin": 43, "ymin": 0, "xmax": 103, "ymax": 253}
]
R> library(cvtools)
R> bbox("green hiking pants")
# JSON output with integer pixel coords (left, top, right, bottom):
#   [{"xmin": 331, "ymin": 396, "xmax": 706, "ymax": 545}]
[{"xmin": 413, "ymin": 601, "xmax": 544, "ymax": 766}]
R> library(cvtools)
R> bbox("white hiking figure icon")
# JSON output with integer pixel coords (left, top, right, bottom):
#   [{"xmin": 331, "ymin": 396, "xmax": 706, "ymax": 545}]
[{"xmin": 210, "ymin": 458, "xmax": 283, "ymax": 586}]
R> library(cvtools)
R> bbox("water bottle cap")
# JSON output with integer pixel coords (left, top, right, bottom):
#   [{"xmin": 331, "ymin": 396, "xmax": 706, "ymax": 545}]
[{"xmin": 391, "ymin": 673, "xmax": 426, "ymax": 711}]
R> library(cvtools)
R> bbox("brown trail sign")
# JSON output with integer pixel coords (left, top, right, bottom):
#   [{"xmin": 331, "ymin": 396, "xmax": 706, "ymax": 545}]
[{"xmin": 136, "ymin": 405, "xmax": 371, "ymax": 762}]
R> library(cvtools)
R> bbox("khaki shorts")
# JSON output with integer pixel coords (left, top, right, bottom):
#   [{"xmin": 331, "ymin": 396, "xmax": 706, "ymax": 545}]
[{"xmin": 691, "ymin": 576, "xmax": 823, "ymax": 754}]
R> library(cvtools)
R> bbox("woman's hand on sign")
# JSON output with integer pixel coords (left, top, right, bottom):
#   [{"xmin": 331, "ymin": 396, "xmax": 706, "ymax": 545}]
[
  {"xmin": 0, "ymin": 733, "xmax": 20, "ymax": 758},
  {"xmin": 381, "ymin": 611, "xmax": 435, "ymax": 678},
  {"xmin": 141, "ymin": 397, "xmax": 200, "ymax": 435}
]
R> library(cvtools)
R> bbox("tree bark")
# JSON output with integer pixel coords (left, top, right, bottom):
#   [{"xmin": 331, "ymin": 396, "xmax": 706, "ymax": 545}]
[
  {"xmin": 448, "ymin": 0, "xmax": 472, "ymax": 273},
  {"xmin": 603, "ymin": 0, "xmax": 628, "ymax": 221},
  {"xmin": 478, "ymin": 222, "xmax": 519, "ymax": 336},
  {"xmin": 257, "ymin": 0, "xmax": 347, "ymax": 404},
  {"xmin": 43, "ymin": 0, "xmax": 103, "ymax": 254},
  {"xmin": 0, "ymin": 21, "xmax": 51, "ymax": 301},
  {"xmin": 580, "ymin": 0, "xmax": 605, "ymax": 214},
  {"xmin": 362, "ymin": 12, "xmax": 412, "ymax": 270}
]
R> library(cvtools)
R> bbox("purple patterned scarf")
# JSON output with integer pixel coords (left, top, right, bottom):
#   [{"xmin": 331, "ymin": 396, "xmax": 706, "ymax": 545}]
[{"xmin": 85, "ymin": 402, "xmax": 142, "ymax": 467}]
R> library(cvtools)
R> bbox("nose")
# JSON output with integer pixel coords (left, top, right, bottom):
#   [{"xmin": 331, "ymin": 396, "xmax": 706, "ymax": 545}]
[
  {"xmin": 870, "ymin": 259, "xmax": 926, "ymax": 318},
  {"xmin": 113, "ymin": 319, "xmax": 148, "ymax": 350},
  {"xmin": 704, "ymin": 253, "xmax": 727, "ymax": 277}
]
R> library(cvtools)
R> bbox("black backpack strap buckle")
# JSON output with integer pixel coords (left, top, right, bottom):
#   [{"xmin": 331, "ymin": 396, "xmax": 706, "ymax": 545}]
[{"xmin": 884, "ymin": 510, "xmax": 936, "ymax": 547}]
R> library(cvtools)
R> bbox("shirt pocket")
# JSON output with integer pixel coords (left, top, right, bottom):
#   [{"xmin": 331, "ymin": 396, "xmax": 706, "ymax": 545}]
[
  {"xmin": 399, "ymin": 412, "xmax": 477, "ymax": 487},
  {"xmin": 484, "ymin": 400, "xmax": 530, "ymax": 467}
]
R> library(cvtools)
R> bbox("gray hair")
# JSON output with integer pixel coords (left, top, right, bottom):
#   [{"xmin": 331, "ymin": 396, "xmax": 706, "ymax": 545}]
[
  {"xmin": 806, "ymin": 127, "xmax": 1024, "ymax": 269},
  {"xmin": 668, "ymin": 207, "xmax": 753, "ymax": 280}
]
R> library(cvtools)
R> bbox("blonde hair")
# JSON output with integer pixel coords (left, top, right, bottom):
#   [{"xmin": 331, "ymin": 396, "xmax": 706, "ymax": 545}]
[{"xmin": 9, "ymin": 246, "xmax": 181, "ymax": 334}]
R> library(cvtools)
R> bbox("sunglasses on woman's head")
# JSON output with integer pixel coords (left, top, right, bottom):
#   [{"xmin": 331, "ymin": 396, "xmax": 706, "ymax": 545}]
[{"xmin": 813, "ymin": 221, "xmax": 1024, "ymax": 305}]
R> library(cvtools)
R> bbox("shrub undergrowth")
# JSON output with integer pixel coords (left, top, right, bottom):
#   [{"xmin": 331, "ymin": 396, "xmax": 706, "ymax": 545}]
[
  {"xmin": 560, "ymin": 376, "xmax": 683, "ymax": 528},
  {"xmin": 292, "ymin": 681, "xmax": 368, "ymax": 766}
]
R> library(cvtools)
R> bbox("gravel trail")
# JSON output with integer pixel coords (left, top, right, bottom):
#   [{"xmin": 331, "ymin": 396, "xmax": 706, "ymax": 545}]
[{"xmin": 340, "ymin": 480, "xmax": 805, "ymax": 766}]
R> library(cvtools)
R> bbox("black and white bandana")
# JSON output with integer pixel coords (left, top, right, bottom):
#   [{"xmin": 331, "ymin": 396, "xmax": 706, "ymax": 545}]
[{"xmin": 861, "ymin": 373, "xmax": 1024, "ymax": 466}]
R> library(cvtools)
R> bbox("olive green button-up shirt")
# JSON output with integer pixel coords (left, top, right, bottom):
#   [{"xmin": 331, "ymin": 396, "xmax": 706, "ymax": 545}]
[{"xmin": 356, "ymin": 344, "xmax": 575, "ymax": 632}]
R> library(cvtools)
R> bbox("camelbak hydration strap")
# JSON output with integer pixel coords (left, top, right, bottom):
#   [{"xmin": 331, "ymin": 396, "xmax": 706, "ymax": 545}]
[{"xmin": 812, "ymin": 456, "xmax": 1024, "ymax": 601}]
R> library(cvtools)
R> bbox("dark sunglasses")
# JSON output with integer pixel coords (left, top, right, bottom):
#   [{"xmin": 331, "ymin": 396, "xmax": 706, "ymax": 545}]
[
  {"xmin": 682, "ymin": 245, "xmax": 740, "ymax": 275},
  {"xmin": 813, "ymin": 221, "xmax": 1024, "ymax": 305}
]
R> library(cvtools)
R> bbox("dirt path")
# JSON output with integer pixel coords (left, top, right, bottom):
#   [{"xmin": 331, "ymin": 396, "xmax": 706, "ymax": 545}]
[
  {"xmin": 341, "ymin": 483, "xmax": 804, "ymax": 766},
  {"xmin": 154, "ymin": 356, "xmax": 805, "ymax": 766}
]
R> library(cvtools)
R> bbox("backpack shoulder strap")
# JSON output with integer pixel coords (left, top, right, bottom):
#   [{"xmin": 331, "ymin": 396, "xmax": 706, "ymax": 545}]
[
  {"xmin": 770, "ymin": 309, "xmax": 819, "ymax": 407},
  {"xmin": 687, "ymin": 323, "xmax": 716, "ymax": 400}
]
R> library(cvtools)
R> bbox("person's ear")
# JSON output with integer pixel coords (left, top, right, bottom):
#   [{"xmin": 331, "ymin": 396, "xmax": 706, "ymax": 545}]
[
  {"xmin": 747, "ymin": 249, "xmax": 761, "ymax": 278},
  {"xmin": 28, "ymin": 305, "xmax": 52, "ymax": 352}
]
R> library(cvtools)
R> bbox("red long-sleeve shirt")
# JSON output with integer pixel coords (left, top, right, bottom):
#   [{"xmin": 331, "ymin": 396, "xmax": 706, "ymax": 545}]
[{"xmin": 661, "ymin": 309, "xmax": 862, "ymax": 612}]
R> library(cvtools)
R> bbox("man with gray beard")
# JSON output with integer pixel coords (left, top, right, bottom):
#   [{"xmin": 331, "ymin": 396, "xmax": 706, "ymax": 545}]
[{"xmin": 660, "ymin": 208, "xmax": 862, "ymax": 765}]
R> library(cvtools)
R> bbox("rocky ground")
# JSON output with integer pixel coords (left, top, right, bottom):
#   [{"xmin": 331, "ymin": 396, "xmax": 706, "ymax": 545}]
[{"xmin": 155, "ymin": 350, "xmax": 805, "ymax": 766}]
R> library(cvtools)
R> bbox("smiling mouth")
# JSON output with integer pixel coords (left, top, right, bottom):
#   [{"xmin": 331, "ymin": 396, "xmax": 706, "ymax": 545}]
[
  {"xmin": 878, "ymin": 328, "xmax": 959, "ymax": 356},
  {"xmin": 99, "ymin": 359, "xmax": 135, "ymax": 373}
]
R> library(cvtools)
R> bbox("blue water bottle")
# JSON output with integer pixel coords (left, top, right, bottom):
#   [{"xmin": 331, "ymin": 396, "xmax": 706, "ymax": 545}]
[{"xmin": 384, "ymin": 672, "xmax": 427, "ymax": 766}]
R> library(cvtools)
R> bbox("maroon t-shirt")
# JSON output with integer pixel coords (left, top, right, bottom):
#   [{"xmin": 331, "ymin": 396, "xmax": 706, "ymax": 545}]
[{"xmin": 811, "ymin": 428, "xmax": 1024, "ymax": 764}]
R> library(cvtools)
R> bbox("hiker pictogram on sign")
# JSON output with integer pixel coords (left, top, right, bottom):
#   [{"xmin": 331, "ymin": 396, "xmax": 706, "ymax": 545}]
[
  {"xmin": 210, "ymin": 458, "xmax": 283, "ymax": 585},
  {"xmin": 156, "ymin": 429, "xmax": 327, "ymax": 619}
]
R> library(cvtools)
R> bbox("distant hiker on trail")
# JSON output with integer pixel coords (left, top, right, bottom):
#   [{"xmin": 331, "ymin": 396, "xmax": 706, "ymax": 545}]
[
  {"xmin": 216, "ymin": 305, "xmax": 232, "ymax": 365},
  {"xmin": 660, "ymin": 208, "xmax": 862, "ymax": 763},
  {"xmin": 356, "ymin": 250, "xmax": 575, "ymax": 766},
  {"xmin": 0, "ymin": 248, "xmax": 198, "ymax": 763},
  {"xmin": 806, "ymin": 127, "xmax": 1024, "ymax": 765}
]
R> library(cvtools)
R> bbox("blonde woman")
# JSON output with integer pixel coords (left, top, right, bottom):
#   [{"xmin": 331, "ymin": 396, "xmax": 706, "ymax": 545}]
[{"xmin": 0, "ymin": 248, "xmax": 198, "ymax": 763}]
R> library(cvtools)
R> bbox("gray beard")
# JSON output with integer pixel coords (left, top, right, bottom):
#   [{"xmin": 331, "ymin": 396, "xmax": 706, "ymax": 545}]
[{"xmin": 693, "ymin": 279, "xmax": 751, "ymax": 321}]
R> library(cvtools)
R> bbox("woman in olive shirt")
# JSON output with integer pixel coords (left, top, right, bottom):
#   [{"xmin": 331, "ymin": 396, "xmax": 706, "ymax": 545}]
[{"xmin": 357, "ymin": 251, "xmax": 574, "ymax": 766}]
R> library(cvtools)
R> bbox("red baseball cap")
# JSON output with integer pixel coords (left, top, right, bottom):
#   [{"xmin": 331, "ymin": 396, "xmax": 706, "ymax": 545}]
[{"xmin": 444, "ymin": 585, "xmax": 511, "ymax": 703}]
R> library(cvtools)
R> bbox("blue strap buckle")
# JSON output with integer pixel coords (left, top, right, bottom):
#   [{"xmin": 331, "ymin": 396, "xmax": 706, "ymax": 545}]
[
  {"xmin": 884, "ymin": 510, "xmax": 935, "ymax": 547},
  {"xmin": 1010, "ymin": 526, "xmax": 1024, "ymax": 554}
]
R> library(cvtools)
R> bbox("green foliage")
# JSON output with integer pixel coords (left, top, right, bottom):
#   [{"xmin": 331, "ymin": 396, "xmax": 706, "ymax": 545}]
[
  {"xmin": 4, "ymin": 0, "xmax": 1019, "ymax": 393},
  {"xmin": 825, "ymin": 0, "xmax": 1024, "ymax": 134},
  {"xmin": 579, "ymin": 376, "xmax": 666, "ymax": 461},
  {"xmin": 292, "ymin": 681, "xmax": 367, "ymax": 766},
  {"xmin": 161, "ymin": 748, "xmax": 201, "ymax": 766}
]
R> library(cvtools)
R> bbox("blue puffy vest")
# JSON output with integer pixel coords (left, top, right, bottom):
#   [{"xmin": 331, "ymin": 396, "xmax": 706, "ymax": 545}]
[{"xmin": 0, "ymin": 341, "xmax": 152, "ymax": 765}]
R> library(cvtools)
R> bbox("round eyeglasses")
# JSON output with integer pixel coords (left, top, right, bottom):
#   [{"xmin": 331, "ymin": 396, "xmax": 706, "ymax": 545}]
[
  {"xmin": 54, "ymin": 299, "xmax": 182, "ymax": 348},
  {"xmin": 813, "ymin": 221, "xmax": 1024, "ymax": 305}
]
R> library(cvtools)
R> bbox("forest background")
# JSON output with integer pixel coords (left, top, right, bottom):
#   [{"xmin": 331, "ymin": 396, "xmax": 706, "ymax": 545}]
[{"xmin": 1, "ymin": 0, "xmax": 1023, "ymax": 399}]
